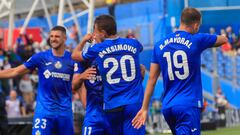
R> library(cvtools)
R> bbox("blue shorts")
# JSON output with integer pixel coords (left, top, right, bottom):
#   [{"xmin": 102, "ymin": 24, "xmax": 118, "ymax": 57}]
[
  {"xmin": 82, "ymin": 112, "xmax": 111, "ymax": 135},
  {"xmin": 105, "ymin": 103, "xmax": 145, "ymax": 135},
  {"xmin": 32, "ymin": 113, "xmax": 74, "ymax": 135},
  {"xmin": 162, "ymin": 106, "xmax": 201, "ymax": 135}
]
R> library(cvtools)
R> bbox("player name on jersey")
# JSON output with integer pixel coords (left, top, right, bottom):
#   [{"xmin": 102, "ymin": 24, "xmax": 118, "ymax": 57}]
[
  {"xmin": 99, "ymin": 44, "xmax": 137, "ymax": 58},
  {"xmin": 159, "ymin": 37, "xmax": 193, "ymax": 50}
]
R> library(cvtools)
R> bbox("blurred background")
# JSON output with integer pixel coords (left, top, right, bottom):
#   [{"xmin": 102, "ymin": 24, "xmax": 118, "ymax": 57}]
[{"xmin": 0, "ymin": 0, "xmax": 240, "ymax": 135}]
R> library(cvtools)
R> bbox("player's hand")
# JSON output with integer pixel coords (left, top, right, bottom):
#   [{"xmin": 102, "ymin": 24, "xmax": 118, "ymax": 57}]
[
  {"xmin": 83, "ymin": 33, "xmax": 93, "ymax": 43},
  {"xmin": 131, "ymin": 109, "xmax": 147, "ymax": 129},
  {"xmin": 81, "ymin": 67, "xmax": 96, "ymax": 80}
]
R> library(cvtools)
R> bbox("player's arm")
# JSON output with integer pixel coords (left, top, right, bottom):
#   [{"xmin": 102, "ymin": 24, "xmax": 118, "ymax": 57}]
[
  {"xmin": 77, "ymin": 83, "xmax": 87, "ymax": 109},
  {"xmin": 213, "ymin": 35, "xmax": 228, "ymax": 47},
  {"xmin": 132, "ymin": 63, "xmax": 160, "ymax": 129},
  {"xmin": 72, "ymin": 67, "xmax": 96, "ymax": 92},
  {"xmin": 72, "ymin": 74, "xmax": 83, "ymax": 92},
  {"xmin": 140, "ymin": 64, "xmax": 146, "ymax": 80},
  {"xmin": 72, "ymin": 34, "xmax": 93, "ymax": 61},
  {"xmin": 0, "ymin": 65, "xmax": 30, "ymax": 79},
  {"xmin": 72, "ymin": 78, "xmax": 87, "ymax": 109}
]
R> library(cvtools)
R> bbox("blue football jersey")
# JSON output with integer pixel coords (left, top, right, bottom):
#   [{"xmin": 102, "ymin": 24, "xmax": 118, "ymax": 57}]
[
  {"xmin": 24, "ymin": 49, "xmax": 81, "ymax": 115},
  {"xmin": 80, "ymin": 61, "xmax": 111, "ymax": 134},
  {"xmin": 152, "ymin": 30, "xmax": 217, "ymax": 109},
  {"xmin": 80, "ymin": 60, "xmax": 104, "ymax": 116},
  {"xmin": 82, "ymin": 38, "xmax": 144, "ymax": 110}
]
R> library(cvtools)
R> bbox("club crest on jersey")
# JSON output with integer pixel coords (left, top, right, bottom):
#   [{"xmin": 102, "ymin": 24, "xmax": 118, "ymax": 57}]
[
  {"xmin": 55, "ymin": 61, "xmax": 62, "ymax": 69},
  {"xmin": 35, "ymin": 130, "xmax": 41, "ymax": 135}
]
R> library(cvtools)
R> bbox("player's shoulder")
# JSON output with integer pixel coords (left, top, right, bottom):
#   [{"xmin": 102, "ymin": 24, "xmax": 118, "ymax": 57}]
[
  {"xmin": 40, "ymin": 49, "xmax": 52, "ymax": 55},
  {"xmin": 64, "ymin": 50, "xmax": 72, "ymax": 57},
  {"xmin": 88, "ymin": 42, "xmax": 103, "ymax": 50},
  {"xmin": 63, "ymin": 50, "xmax": 79, "ymax": 63},
  {"xmin": 193, "ymin": 32, "xmax": 212, "ymax": 39},
  {"xmin": 121, "ymin": 37, "xmax": 140, "ymax": 44},
  {"xmin": 32, "ymin": 49, "xmax": 50, "ymax": 58},
  {"xmin": 119, "ymin": 37, "xmax": 143, "ymax": 50}
]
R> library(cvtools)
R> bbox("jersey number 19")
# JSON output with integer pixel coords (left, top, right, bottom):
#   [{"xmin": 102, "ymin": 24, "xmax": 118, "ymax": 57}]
[{"xmin": 163, "ymin": 50, "xmax": 189, "ymax": 80}]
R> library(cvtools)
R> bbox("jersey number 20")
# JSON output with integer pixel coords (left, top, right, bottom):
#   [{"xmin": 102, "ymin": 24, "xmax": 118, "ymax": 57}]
[
  {"xmin": 104, "ymin": 55, "xmax": 136, "ymax": 84},
  {"xmin": 163, "ymin": 50, "xmax": 189, "ymax": 80}
]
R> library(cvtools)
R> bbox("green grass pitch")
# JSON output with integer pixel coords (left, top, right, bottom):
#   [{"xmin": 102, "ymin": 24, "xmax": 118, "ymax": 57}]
[{"xmin": 153, "ymin": 125, "xmax": 240, "ymax": 135}]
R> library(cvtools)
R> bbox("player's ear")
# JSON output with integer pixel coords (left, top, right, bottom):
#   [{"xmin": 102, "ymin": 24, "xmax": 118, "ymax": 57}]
[
  {"xmin": 193, "ymin": 22, "xmax": 200, "ymax": 33},
  {"xmin": 101, "ymin": 30, "xmax": 108, "ymax": 38}
]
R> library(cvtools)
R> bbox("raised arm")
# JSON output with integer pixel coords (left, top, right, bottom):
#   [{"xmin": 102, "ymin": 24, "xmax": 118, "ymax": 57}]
[
  {"xmin": 0, "ymin": 65, "xmax": 30, "ymax": 79},
  {"xmin": 72, "ymin": 34, "xmax": 93, "ymax": 61},
  {"xmin": 214, "ymin": 35, "xmax": 228, "ymax": 47},
  {"xmin": 132, "ymin": 63, "xmax": 160, "ymax": 129}
]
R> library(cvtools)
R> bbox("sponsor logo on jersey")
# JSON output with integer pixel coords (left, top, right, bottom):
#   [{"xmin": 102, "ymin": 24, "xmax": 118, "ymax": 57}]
[
  {"xmin": 43, "ymin": 70, "xmax": 51, "ymax": 79},
  {"xmin": 43, "ymin": 70, "xmax": 70, "ymax": 81}
]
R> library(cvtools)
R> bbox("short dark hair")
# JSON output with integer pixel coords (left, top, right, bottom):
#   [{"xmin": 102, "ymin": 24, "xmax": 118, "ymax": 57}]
[
  {"xmin": 51, "ymin": 25, "xmax": 66, "ymax": 35},
  {"xmin": 94, "ymin": 15, "xmax": 117, "ymax": 36},
  {"xmin": 181, "ymin": 8, "xmax": 201, "ymax": 25}
]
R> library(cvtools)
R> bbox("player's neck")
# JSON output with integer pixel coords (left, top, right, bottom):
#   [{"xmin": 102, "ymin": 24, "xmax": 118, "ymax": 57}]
[
  {"xmin": 52, "ymin": 46, "xmax": 65, "ymax": 57},
  {"xmin": 179, "ymin": 24, "xmax": 194, "ymax": 34},
  {"xmin": 106, "ymin": 35, "xmax": 118, "ymax": 39}
]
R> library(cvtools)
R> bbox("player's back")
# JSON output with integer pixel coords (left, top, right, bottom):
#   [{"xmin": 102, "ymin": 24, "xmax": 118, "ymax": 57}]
[
  {"xmin": 152, "ymin": 30, "xmax": 217, "ymax": 109},
  {"xmin": 91, "ymin": 37, "xmax": 144, "ymax": 110}
]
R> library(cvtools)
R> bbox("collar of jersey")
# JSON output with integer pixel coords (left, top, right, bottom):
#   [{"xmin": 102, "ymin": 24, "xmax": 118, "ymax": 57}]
[
  {"xmin": 175, "ymin": 30, "xmax": 190, "ymax": 34},
  {"xmin": 51, "ymin": 49, "xmax": 66, "ymax": 58},
  {"xmin": 176, "ymin": 30, "xmax": 187, "ymax": 32},
  {"xmin": 105, "ymin": 36, "xmax": 120, "ymax": 41}
]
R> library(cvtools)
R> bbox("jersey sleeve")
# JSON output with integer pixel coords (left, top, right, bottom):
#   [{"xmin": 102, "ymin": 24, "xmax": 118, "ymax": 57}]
[
  {"xmin": 135, "ymin": 39, "xmax": 143, "ymax": 52},
  {"xmin": 23, "ymin": 53, "xmax": 40, "ymax": 70},
  {"xmin": 151, "ymin": 43, "xmax": 160, "ymax": 64},
  {"xmin": 82, "ymin": 44, "xmax": 99, "ymax": 61},
  {"xmin": 197, "ymin": 33, "xmax": 217, "ymax": 51}
]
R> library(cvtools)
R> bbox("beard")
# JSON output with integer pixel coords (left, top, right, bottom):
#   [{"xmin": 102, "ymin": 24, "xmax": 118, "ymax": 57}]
[{"xmin": 50, "ymin": 41, "xmax": 64, "ymax": 50}]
